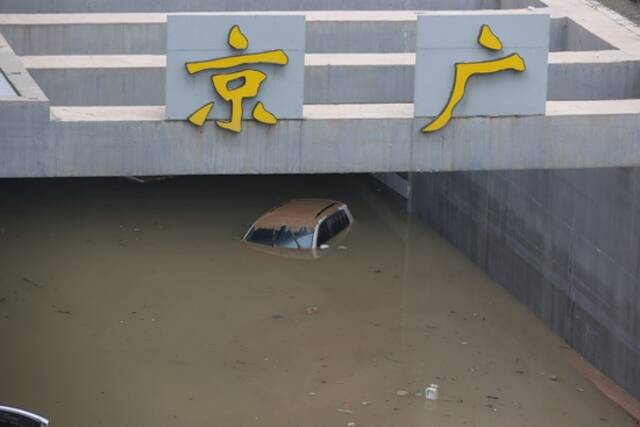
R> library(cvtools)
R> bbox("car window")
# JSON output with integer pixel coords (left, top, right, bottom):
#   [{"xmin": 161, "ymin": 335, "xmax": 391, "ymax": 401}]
[
  {"xmin": 0, "ymin": 406, "xmax": 47, "ymax": 427},
  {"xmin": 0, "ymin": 413, "xmax": 41, "ymax": 427},
  {"xmin": 317, "ymin": 210, "xmax": 351, "ymax": 246},
  {"xmin": 332, "ymin": 210, "xmax": 350, "ymax": 235},
  {"xmin": 291, "ymin": 228, "xmax": 314, "ymax": 248},
  {"xmin": 316, "ymin": 220, "xmax": 331, "ymax": 246},
  {"xmin": 245, "ymin": 227, "xmax": 275, "ymax": 246},
  {"xmin": 246, "ymin": 226, "xmax": 314, "ymax": 249},
  {"xmin": 273, "ymin": 226, "xmax": 314, "ymax": 249}
]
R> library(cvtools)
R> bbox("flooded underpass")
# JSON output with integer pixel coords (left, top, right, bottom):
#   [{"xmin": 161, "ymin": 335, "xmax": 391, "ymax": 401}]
[{"xmin": 0, "ymin": 174, "xmax": 635, "ymax": 427}]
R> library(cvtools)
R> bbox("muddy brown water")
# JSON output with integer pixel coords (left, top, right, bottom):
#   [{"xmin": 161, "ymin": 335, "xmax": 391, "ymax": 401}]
[{"xmin": 0, "ymin": 175, "xmax": 634, "ymax": 426}]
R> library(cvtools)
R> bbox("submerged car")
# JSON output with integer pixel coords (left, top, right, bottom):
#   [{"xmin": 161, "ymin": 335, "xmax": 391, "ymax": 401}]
[
  {"xmin": 0, "ymin": 405, "xmax": 48, "ymax": 427},
  {"xmin": 243, "ymin": 199, "xmax": 353, "ymax": 250}
]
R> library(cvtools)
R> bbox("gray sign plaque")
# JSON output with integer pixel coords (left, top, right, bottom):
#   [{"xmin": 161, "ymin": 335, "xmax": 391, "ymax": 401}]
[
  {"xmin": 166, "ymin": 15, "xmax": 305, "ymax": 122},
  {"xmin": 414, "ymin": 12, "xmax": 550, "ymax": 119}
]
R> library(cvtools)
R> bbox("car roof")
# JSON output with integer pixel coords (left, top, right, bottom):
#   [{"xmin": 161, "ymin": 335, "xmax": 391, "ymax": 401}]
[{"xmin": 253, "ymin": 198, "xmax": 344, "ymax": 230}]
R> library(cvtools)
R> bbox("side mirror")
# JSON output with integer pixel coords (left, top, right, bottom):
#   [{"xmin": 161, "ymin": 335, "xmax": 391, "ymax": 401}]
[{"xmin": 0, "ymin": 406, "xmax": 48, "ymax": 427}]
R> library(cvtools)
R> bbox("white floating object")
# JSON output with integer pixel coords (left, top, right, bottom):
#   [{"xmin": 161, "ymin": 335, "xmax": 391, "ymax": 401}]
[{"xmin": 425, "ymin": 384, "xmax": 439, "ymax": 401}]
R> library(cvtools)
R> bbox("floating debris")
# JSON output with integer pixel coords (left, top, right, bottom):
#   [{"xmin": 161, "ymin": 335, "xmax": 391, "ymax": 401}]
[
  {"xmin": 305, "ymin": 306, "xmax": 319, "ymax": 315},
  {"xmin": 425, "ymin": 384, "xmax": 439, "ymax": 401},
  {"xmin": 21, "ymin": 277, "xmax": 44, "ymax": 288},
  {"xmin": 396, "ymin": 390, "xmax": 409, "ymax": 397}
]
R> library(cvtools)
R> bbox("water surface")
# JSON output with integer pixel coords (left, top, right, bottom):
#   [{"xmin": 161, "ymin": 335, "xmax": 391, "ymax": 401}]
[{"xmin": 0, "ymin": 175, "xmax": 634, "ymax": 426}]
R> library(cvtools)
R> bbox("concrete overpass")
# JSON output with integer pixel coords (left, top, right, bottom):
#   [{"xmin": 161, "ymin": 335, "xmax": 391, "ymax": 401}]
[
  {"xmin": 1, "ymin": 0, "xmax": 640, "ymax": 408},
  {"xmin": 2, "ymin": 0, "xmax": 640, "ymax": 176}
]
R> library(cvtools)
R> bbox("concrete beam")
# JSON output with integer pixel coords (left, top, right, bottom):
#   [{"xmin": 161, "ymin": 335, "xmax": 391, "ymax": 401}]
[
  {"xmin": 0, "ymin": 32, "xmax": 49, "ymax": 133},
  {"xmin": 22, "ymin": 54, "xmax": 414, "ymax": 105},
  {"xmin": 2, "ymin": 101, "xmax": 640, "ymax": 177},
  {"xmin": 21, "ymin": 53, "xmax": 640, "ymax": 105},
  {"xmin": 0, "ymin": 0, "xmax": 544, "ymax": 13},
  {"xmin": 2, "ymin": 0, "xmax": 640, "ymax": 176},
  {"xmin": 2, "ymin": 13, "xmax": 593, "ymax": 55}
]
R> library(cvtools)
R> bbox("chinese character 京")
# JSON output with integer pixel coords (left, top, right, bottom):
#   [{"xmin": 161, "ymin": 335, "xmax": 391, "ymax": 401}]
[{"xmin": 185, "ymin": 25, "xmax": 288, "ymax": 133}]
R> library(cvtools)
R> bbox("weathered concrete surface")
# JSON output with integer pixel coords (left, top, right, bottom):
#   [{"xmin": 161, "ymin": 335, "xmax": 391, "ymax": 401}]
[
  {"xmin": 2, "ymin": 101, "xmax": 640, "ymax": 177},
  {"xmin": 21, "ymin": 55, "xmax": 416, "ymax": 106},
  {"xmin": 0, "ymin": 69, "xmax": 18, "ymax": 96},
  {"xmin": 0, "ymin": 32, "xmax": 49, "ymax": 135},
  {"xmin": 0, "ymin": 0, "xmax": 544, "ymax": 13},
  {"xmin": 0, "ymin": 33, "xmax": 46, "ymax": 102},
  {"xmin": 410, "ymin": 167, "xmax": 640, "ymax": 400},
  {"xmin": 551, "ymin": 17, "xmax": 615, "ymax": 51},
  {"xmin": 1, "ymin": 105, "xmax": 413, "ymax": 177},
  {"xmin": 20, "ymin": 53, "xmax": 640, "ymax": 106},
  {"xmin": 0, "ymin": 15, "xmax": 612, "ymax": 55}
]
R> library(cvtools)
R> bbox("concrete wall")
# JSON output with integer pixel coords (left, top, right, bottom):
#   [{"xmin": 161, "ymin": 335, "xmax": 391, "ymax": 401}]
[
  {"xmin": 0, "ymin": 0, "xmax": 545, "ymax": 13},
  {"xmin": 0, "ymin": 17, "xmax": 612, "ymax": 56},
  {"xmin": 550, "ymin": 18, "xmax": 615, "ymax": 52},
  {"xmin": 25, "ymin": 59, "xmax": 640, "ymax": 107},
  {"xmin": 411, "ymin": 167, "xmax": 640, "ymax": 399}
]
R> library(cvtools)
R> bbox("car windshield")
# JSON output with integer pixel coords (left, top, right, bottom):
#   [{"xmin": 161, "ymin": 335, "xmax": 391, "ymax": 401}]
[
  {"xmin": 0, "ymin": 409, "xmax": 45, "ymax": 427},
  {"xmin": 245, "ymin": 226, "xmax": 314, "ymax": 249}
]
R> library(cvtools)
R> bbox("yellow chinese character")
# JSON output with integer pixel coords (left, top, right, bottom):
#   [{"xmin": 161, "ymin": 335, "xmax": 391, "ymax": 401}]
[
  {"xmin": 422, "ymin": 24, "xmax": 526, "ymax": 133},
  {"xmin": 185, "ymin": 25, "xmax": 288, "ymax": 133}
]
